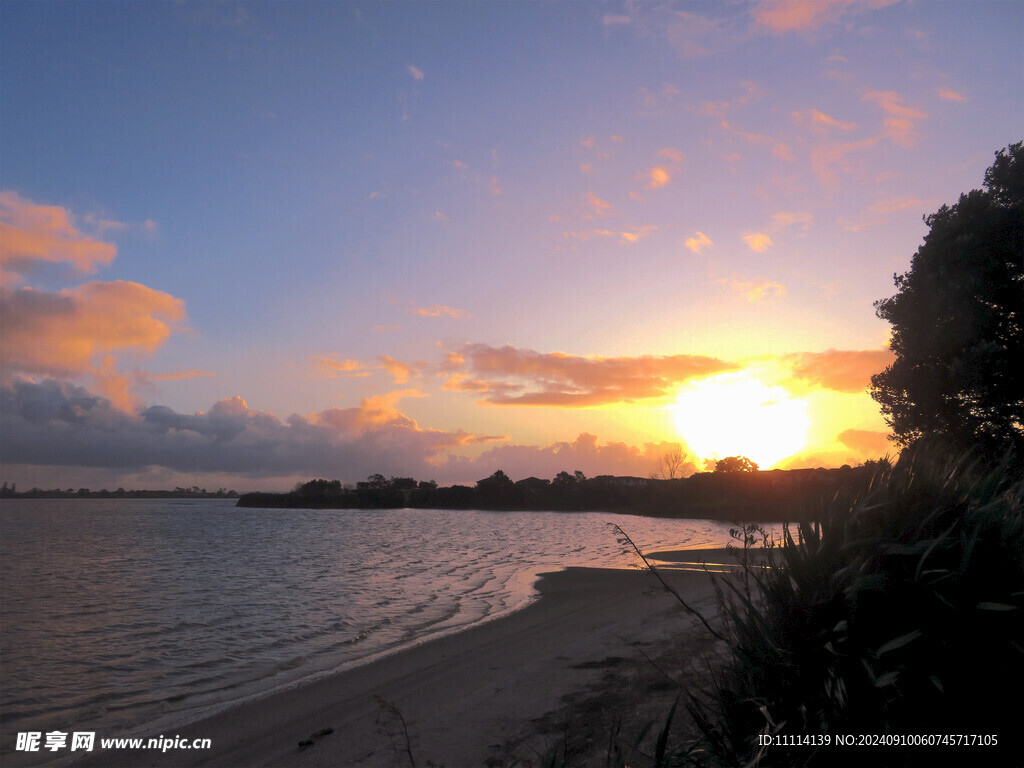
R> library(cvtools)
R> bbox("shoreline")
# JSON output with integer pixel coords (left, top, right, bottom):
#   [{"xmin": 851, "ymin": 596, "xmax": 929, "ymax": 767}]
[{"xmin": 59, "ymin": 550, "xmax": 734, "ymax": 768}]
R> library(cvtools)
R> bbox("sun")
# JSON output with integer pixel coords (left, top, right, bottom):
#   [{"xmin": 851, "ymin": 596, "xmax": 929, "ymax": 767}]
[{"xmin": 671, "ymin": 372, "xmax": 809, "ymax": 469}]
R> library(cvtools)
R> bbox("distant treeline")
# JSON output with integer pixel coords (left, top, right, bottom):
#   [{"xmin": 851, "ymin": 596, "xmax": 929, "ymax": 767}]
[
  {"xmin": 0, "ymin": 483, "xmax": 239, "ymax": 499},
  {"xmin": 236, "ymin": 465, "xmax": 884, "ymax": 521}
]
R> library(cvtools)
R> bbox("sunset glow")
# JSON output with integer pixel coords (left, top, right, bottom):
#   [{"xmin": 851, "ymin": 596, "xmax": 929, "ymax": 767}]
[
  {"xmin": 1, "ymin": 2, "xmax": 1020, "ymax": 490},
  {"xmin": 672, "ymin": 373, "xmax": 810, "ymax": 469}
]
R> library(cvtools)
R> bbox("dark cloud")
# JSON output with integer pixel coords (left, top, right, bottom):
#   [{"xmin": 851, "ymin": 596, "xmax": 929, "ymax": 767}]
[
  {"xmin": 1, "ymin": 380, "xmax": 694, "ymax": 486},
  {"xmin": 0, "ymin": 380, "xmax": 480, "ymax": 480}
]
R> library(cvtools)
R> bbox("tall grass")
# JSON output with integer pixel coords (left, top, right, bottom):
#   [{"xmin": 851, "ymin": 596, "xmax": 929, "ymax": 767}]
[{"xmin": 686, "ymin": 445, "xmax": 1023, "ymax": 767}]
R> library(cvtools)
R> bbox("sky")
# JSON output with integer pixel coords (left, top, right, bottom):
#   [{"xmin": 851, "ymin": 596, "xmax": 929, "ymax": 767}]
[{"xmin": 2, "ymin": 1, "xmax": 1022, "ymax": 491}]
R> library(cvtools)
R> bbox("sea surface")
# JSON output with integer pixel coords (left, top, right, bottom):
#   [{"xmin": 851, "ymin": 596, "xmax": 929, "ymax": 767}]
[{"xmin": 1, "ymin": 498, "xmax": 738, "ymax": 752}]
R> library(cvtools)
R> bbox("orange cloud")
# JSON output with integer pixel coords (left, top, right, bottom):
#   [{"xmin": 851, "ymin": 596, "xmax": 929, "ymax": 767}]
[
  {"xmin": 861, "ymin": 90, "xmax": 927, "ymax": 146},
  {"xmin": 92, "ymin": 354, "xmax": 144, "ymax": 411},
  {"xmin": 937, "ymin": 87, "xmax": 966, "ymax": 102},
  {"xmin": 810, "ymin": 136, "xmax": 881, "ymax": 189},
  {"xmin": 697, "ymin": 101, "xmax": 729, "ymax": 120},
  {"xmin": 838, "ymin": 428, "xmax": 892, "ymax": 456},
  {"xmin": 565, "ymin": 225, "xmax": 655, "ymax": 245},
  {"xmin": 448, "ymin": 343, "xmax": 737, "ymax": 406},
  {"xmin": 751, "ymin": 0, "xmax": 898, "ymax": 33},
  {"xmin": 791, "ymin": 108, "xmax": 857, "ymax": 132},
  {"xmin": 1, "ymin": 281, "xmax": 186, "ymax": 381},
  {"xmin": 771, "ymin": 211, "xmax": 814, "ymax": 231},
  {"xmin": 307, "ymin": 389, "xmax": 426, "ymax": 437},
  {"xmin": 840, "ymin": 195, "xmax": 925, "ymax": 231},
  {"xmin": 583, "ymin": 192, "xmax": 613, "ymax": 218},
  {"xmin": 862, "ymin": 90, "xmax": 927, "ymax": 120},
  {"xmin": 147, "ymin": 369, "xmax": 217, "ymax": 381},
  {"xmin": 407, "ymin": 65, "xmax": 424, "ymax": 81},
  {"xmin": 701, "ymin": 109, "xmax": 792, "ymax": 162},
  {"xmin": 1, "ymin": 191, "xmax": 117, "ymax": 282},
  {"xmin": 441, "ymin": 374, "xmax": 491, "ymax": 393},
  {"xmin": 773, "ymin": 142, "xmax": 794, "ymax": 161},
  {"xmin": 716, "ymin": 276, "xmax": 786, "ymax": 302},
  {"xmin": 602, "ymin": 14, "xmax": 631, "ymax": 26},
  {"xmin": 786, "ymin": 348, "xmax": 895, "ymax": 393},
  {"xmin": 563, "ymin": 230, "xmax": 595, "ymax": 242},
  {"xmin": 411, "ymin": 304, "xmax": 470, "ymax": 319},
  {"xmin": 647, "ymin": 166, "xmax": 671, "ymax": 188},
  {"xmin": 743, "ymin": 232, "xmax": 772, "ymax": 252},
  {"xmin": 752, "ymin": 1, "xmax": 836, "ymax": 32},
  {"xmin": 379, "ymin": 355, "xmax": 421, "ymax": 384},
  {"xmin": 619, "ymin": 224, "xmax": 658, "ymax": 243},
  {"xmin": 308, "ymin": 355, "xmax": 371, "ymax": 378},
  {"xmin": 720, "ymin": 120, "xmax": 774, "ymax": 147},
  {"xmin": 867, "ymin": 195, "xmax": 923, "ymax": 215},
  {"xmin": 808, "ymin": 91, "xmax": 927, "ymax": 188},
  {"xmin": 685, "ymin": 231, "xmax": 713, "ymax": 254},
  {"xmin": 657, "ymin": 147, "xmax": 685, "ymax": 163},
  {"xmin": 441, "ymin": 374, "xmax": 521, "ymax": 398},
  {"xmin": 663, "ymin": 10, "xmax": 729, "ymax": 59}
]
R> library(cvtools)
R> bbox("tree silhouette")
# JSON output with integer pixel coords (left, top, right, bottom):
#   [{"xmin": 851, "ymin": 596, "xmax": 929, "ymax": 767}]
[
  {"xmin": 714, "ymin": 456, "xmax": 758, "ymax": 473},
  {"xmin": 651, "ymin": 445, "xmax": 687, "ymax": 479},
  {"xmin": 871, "ymin": 142, "xmax": 1023, "ymax": 459},
  {"xmin": 552, "ymin": 470, "xmax": 584, "ymax": 487},
  {"xmin": 475, "ymin": 469, "xmax": 518, "ymax": 505}
]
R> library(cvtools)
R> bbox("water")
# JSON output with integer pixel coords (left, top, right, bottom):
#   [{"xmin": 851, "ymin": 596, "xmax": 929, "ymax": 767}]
[{"xmin": 0, "ymin": 498, "xmax": 736, "ymax": 747}]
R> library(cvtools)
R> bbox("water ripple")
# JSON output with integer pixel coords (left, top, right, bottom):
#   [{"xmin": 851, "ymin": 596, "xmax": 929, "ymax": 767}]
[{"xmin": 1, "ymin": 498, "xmax": 736, "ymax": 742}]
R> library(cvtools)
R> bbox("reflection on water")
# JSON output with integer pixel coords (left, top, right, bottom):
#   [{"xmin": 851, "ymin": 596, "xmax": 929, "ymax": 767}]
[{"xmin": 0, "ymin": 499, "xmax": 736, "ymax": 742}]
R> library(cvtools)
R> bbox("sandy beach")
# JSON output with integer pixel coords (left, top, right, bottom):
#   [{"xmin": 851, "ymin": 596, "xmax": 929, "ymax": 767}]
[{"xmin": 70, "ymin": 549, "xmax": 734, "ymax": 768}]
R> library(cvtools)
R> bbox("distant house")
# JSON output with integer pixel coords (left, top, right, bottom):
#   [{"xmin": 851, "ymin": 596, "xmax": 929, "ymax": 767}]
[
  {"xmin": 514, "ymin": 476, "xmax": 551, "ymax": 490},
  {"xmin": 595, "ymin": 475, "xmax": 649, "ymax": 488}
]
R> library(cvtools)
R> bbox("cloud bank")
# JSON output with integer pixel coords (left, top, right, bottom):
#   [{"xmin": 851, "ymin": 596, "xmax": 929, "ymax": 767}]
[
  {"xmin": 0, "ymin": 380, "xmax": 692, "ymax": 485},
  {"xmin": 0, "ymin": 380, "xmax": 493, "ymax": 481}
]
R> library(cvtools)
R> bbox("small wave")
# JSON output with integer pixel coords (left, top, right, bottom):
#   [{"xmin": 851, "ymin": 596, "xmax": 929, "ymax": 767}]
[
  {"xmin": 275, "ymin": 656, "xmax": 307, "ymax": 672},
  {"xmin": 1, "ymin": 502, "xmax": 736, "ymax": 740}
]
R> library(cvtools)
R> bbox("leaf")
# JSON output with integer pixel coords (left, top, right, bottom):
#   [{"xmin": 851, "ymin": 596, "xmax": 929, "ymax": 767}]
[
  {"xmin": 876, "ymin": 630, "xmax": 922, "ymax": 656},
  {"xmin": 976, "ymin": 602, "xmax": 1017, "ymax": 611},
  {"xmin": 874, "ymin": 671, "xmax": 900, "ymax": 688},
  {"xmin": 655, "ymin": 696, "xmax": 679, "ymax": 767}
]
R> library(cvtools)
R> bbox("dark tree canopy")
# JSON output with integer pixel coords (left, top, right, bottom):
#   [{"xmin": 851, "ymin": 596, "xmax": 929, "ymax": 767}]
[
  {"xmin": 870, "ymin": 142, "xmax": 1024, "ymax": 459},
  {"xmin": 714, "ymin": 456, "xmax": 758, "ymax": 473}
]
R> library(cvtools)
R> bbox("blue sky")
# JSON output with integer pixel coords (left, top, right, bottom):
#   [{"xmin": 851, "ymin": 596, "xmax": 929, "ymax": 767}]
[{"xmin": 2, "ymin": 1, "xmax": 1022, "ymax": 489}]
